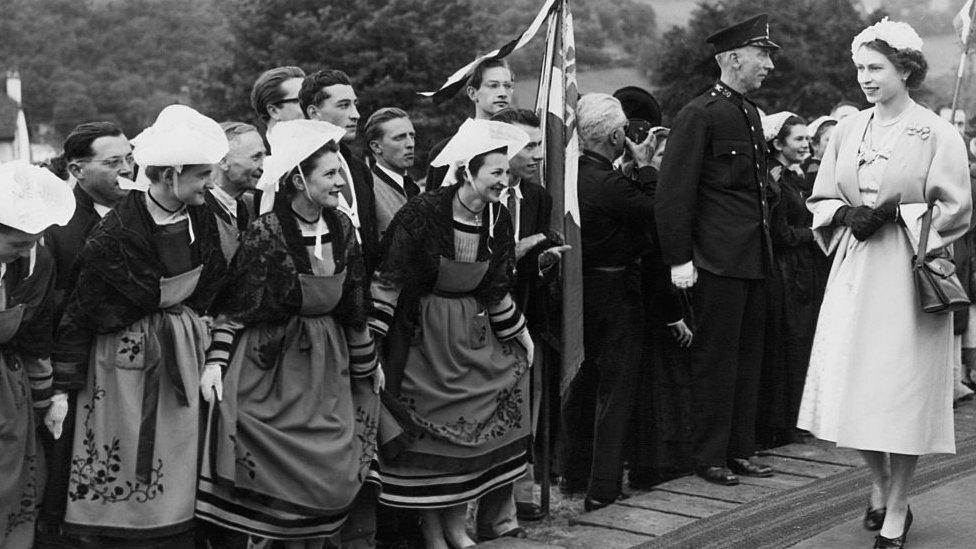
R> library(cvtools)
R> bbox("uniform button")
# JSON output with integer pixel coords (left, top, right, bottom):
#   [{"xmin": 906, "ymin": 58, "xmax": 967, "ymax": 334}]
[
  {"xmin": 751, "ymin": 126, "xmax": 755, "ymax": 131},
  {"xmin": 731, "ymin": 151, "xmax": 737, "ymax": 155}
]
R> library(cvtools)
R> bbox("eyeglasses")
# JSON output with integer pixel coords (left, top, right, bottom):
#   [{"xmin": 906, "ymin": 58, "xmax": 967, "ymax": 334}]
[
  {"xmin": 82, "ymin": 154, "xmax": 134, "ymax": 171},
  {"xmin": 274, "ymin": 97, "xmax": 301, "ymax": 107}
]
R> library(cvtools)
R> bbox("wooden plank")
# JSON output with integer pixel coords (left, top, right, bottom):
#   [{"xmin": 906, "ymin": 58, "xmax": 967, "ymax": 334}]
[
  {"xmin": 653, "ymin": 475, "xmax": 779, "ymax": 503},
  {"xmin": 620, "ymin": 490, "xmax": 737, "ymax": 518},
  {"xmin": 737, "ymin": 472, "xmax": 811, "ymax": 490},
  {"xmin": 553, "ymin": 526, "xmax": 653, "ymax": 549},
  {"xmin": 474, "ymin": 540, "xmax": 562, "ymax": 549},
  {"xmin": 762, "ymin": 455, "xmax": 852, "ymax": 478},
  {"xmin": 761, "ymin": 442, "xmax": 863, "ymax": 466},
  {"xmin": 571, "ymin": 504, "xmax": 696, "ymax": 537}
]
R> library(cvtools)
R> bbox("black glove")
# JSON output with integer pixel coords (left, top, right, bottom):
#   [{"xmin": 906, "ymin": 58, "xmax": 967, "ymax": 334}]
[{"xmin": 833, "ymin": 205, "xmax": 892, "ymax": 241}]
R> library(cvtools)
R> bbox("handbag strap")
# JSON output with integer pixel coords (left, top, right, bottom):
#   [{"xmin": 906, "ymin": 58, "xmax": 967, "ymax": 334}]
[{"xmin": 915, "ymin": 204, "xmax": 934, "ymax": 269}]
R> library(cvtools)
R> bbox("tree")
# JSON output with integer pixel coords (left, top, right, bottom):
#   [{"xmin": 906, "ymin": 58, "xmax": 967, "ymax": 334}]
[
  {"xmin": 0, "ymin": 0, "xmax": 227, "ymax": 140},
  {"xmin": 200, "ymin": 0, "xmax": 501, "ymax": 164},
  {"xmin": 652, "ymin": 0, "xmax": 870, "ymax": 120}
]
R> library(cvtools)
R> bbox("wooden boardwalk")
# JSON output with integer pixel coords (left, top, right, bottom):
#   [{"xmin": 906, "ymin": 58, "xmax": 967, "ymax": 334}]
[{"xmin": 502, "ymin": 398, "xmax": 976, "ymax": 548}]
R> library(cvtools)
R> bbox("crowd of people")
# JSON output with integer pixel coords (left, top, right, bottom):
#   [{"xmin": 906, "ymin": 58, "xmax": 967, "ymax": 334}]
[{"xmin": 0, "ymin": 11, "xmax": 973, "ymax": 549}]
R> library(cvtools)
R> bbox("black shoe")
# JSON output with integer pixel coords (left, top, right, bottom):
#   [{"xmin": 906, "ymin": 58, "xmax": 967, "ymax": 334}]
[
  {"xmin": 516, "ymin": 501, "xmax": 546, "ymax": 521},
  {"xmin": 695, "ymin": 466, "xmax": 739, "ymax": 486},
  {"xmin": 863, "ymin": 506, "xmax": 886, "ymax": 531},
  {"xmin": 727, "ymin": 458, "xmax": 774, "ymax": 478},
  {"xmin": 583, "ymin": 496, "xmax": 615, "ymax": 512},
  {"xmin": 873, "ymin": 507, "xmax": 913, "ymax": 548}
]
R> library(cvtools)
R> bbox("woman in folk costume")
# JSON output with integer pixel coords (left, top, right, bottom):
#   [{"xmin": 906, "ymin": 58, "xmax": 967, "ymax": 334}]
[
  {"xmin": 48, "ymin": 104, "xmax": 228, "ymax": 546},
  {"xmin": 370, "ymin": 119, "xmax": 534, "ymax": 548},
  {"xmin": 797, "ymin": 20, "xmax": 972, "ymax": 548},
  {"xmin": 0, "ymin": 161, "xmax": 74, "ymax": 549},
  {"xmin": 756, "ymin": 113, "xmax": 829, "ymax": 447},
  {"xmin": 195, "ymin": 119, "xmax": 383, "ymax": 548}
]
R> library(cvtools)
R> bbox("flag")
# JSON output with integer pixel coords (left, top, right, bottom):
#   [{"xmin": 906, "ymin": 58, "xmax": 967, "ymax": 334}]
[
  {"xmin": 955, "ymin": 0, "xmax": 976, "ymax": 51},
  {"xmin": 419, "ymin": 0, "xmax": 558, "ymax": 103},
  {"xmin": 535, "ymin": 0, "xmax": 583, "ymax": 396}
]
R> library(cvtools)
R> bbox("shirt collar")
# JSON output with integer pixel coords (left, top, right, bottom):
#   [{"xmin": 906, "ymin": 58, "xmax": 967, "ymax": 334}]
[
  {"xmin": 375, "ymin": 162, "xmax": 405, "ymax": 188},
  {"xmin": 210, "ymin": 185, "xmax": 239, "ymax": 218},
  {"xmin": 500, "ymin": 182, "xmax": 523, "ymax": 203},
  {"xmin": 93, "ymin": 202, "xmax": 112, "ymax": 218}
]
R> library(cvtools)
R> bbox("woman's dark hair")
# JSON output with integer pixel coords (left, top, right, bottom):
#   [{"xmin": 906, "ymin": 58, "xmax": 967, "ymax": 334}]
[
  {"xmin": 280, "ymin": 140, "xmax": 341, "ymax": 197},
  {"xmin": 859, "ymin": 39, "xmax": 928, "ymax": 90},
  {"xmin": 811, "ymin": 119, "xmax": 838, "ymax": 146},
  {"xmin": 768, "ymin": 115, "xmax": 807, "ymax": 152},
  {"xmin": 459, "ymin": 146, "xmax": 508, "ymax": 184}
]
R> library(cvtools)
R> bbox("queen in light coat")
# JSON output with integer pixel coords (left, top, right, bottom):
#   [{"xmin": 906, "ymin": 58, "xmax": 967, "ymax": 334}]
[{"xmin": 797, "ymin": 18, "xmax": 972, "ymax": 545}]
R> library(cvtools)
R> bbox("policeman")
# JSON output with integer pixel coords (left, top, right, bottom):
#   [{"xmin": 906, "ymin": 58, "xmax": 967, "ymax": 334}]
[{"xmin": 655, "ymin": 13, "xmax": 778, "ymax": 486}]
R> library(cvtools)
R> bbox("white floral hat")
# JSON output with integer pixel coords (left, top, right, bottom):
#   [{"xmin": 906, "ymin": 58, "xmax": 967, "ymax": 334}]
[{"xmin": 851, "ymin": 17, "xmax": 923, "ymax": 57}]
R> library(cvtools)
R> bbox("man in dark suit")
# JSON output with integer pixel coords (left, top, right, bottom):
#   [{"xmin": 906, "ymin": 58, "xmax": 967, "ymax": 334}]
[
  {"xmin": 37, "ymin": 121, "xmax": 134, "ymax": 548},
  {"xmin": 655, "ymin": 14, "xmax": 779, "ymax": 486},
  {"xmin": 206, "ymin": 121, "xmax": 266, "ymax": 261},
  {"xmin": 363, "ymin": 107, "xmax": 421, "ymax": 242},
  {"xmin": 424, "ymin": 58, "xmax": 514, "ymax": 191},
  {"xmin": 563, "ymin": 93, "xmax": 658, "ymax": 511},
  {"xmin": 299, "ymin": 69, "xmax": 379, "ymax": 275}
]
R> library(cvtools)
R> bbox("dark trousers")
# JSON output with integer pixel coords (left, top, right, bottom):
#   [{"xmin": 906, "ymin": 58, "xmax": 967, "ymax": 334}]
[
  {"xmin": 35, "ymin": 392, "xmax": 83, "ymax": 549},
  {"xmin": 690, "ymin": 269, "xmax": 766, "ymax": 468},
  {"xmin": 561, "ymin": 268, "xmax": 643, "ymax": 501}
]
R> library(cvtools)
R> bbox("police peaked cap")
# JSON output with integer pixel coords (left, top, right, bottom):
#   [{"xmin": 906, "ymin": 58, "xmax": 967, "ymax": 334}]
[
  {"xmin": 613, "ymin": 86, "xmax": 662, "ymax": 127},
  {"xmin": 706, "ymin": 14, "xmax": 780, "ymax": 54}
]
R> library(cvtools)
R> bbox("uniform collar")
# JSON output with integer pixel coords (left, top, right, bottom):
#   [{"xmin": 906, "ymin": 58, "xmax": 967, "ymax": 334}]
[{"xmin": 714, "ymin": 81, "xmax": 745, "ymax": 104}]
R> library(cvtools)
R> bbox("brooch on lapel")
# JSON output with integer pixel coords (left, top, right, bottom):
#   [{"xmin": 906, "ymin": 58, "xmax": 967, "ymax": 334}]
[{"xmin": 905, "ymin": 125, "xmax": 931, "ymax": 140}]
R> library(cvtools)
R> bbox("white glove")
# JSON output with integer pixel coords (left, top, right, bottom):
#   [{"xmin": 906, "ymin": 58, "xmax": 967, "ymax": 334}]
[
  {"xmin": 45, "ymin": 392, "xmax": 69, "ymax": 440},
  {"xmin": 200, "ymin": 364, "xmax": 223, "ymax": 403},
  {"xmin": 372, "ymin": 365, "xmax": 386, "ymax": 394},
  {"xmin": 671, "ymin": 261, "xmax": 698, "ymax": 289},
  {"xmin": 515, "ymin": 330, "xmax": 535, "ymax": 366}
]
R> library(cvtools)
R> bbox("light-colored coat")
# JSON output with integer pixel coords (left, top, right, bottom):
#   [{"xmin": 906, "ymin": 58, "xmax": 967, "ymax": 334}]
[{"xmin": 797, "ymin": 104, "xmax": 972, "ymax": 455}]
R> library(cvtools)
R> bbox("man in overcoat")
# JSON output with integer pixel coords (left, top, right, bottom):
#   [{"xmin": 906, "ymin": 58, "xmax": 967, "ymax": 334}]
[{"xmin": 655, "ymin": 13, "xmax": 779, "ymax": 486}]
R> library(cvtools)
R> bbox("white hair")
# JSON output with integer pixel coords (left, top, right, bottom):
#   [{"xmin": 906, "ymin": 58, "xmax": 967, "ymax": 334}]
[{"xmin": 577, "ymin": 93, "xmax": 626, "ymax": 144}]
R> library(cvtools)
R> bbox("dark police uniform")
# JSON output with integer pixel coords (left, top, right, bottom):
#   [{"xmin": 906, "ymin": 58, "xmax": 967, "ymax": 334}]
[{"xmin": 655, "ymin": 14, "xmax": 777, "ymax": 480}]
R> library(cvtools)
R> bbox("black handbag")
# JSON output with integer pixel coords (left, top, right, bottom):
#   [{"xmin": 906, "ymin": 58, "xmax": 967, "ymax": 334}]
[{"xmin": 910, "ymin": 205, "xmax": 971, "ymax": 314}]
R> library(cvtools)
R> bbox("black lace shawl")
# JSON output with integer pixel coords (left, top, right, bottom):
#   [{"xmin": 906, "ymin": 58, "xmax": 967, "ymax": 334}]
[
  {"xmin": 52, "ymin": 191, "xmax": 227, "ymax": 391},
  {"xmin": 375, "ymin": 183, "xmax": 516, "ymax": 305},
  {"xmin": 209, "ymin": 195, "xmax": 367, "ymax": 328}
]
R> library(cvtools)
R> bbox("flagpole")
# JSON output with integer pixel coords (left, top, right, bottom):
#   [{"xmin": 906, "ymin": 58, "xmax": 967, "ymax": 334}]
[
  {"xmin": 534, "ymin": 1, "xmax": 560, "ymax": 521},
  {"xmin": 951, "ymin": 0, "xmax": 976, "ymax": 120}
]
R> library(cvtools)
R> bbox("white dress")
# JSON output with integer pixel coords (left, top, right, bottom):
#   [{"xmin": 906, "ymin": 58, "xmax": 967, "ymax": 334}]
[{"xmin": 797, "ymin": 104, "xmax": 971, "ymax": 455}]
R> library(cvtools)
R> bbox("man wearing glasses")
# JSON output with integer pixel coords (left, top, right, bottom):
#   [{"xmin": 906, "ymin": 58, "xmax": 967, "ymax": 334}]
[
  {"xmin": 36, "ymin": 121, "xmax": 133, "ymax": 548},
  {"xmin": 250, "ymin": 66, "xmax": 306, "ymax": 134},
  {"xmin": 424, "ymin": 58, "xmax": 515, "ymax": 190}
]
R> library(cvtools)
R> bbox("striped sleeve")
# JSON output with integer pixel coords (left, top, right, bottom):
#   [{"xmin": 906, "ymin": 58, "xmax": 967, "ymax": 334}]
[
  {"xmin": 26, "ymin": 356, "xmax": 53, "ymax": 408},
  {"xmin": 368, "ymin": 276, "xmax": 402, "ymax": 338},
  {"xmin": 488, "ymin": 293, "xmax": 527, "ymax": 342},
  {"xmin": 345, "ymin": 325, "xmax": 378, "ymax": 378},
  {"xmin": 205, "ymin": 319, "xmax": 243, "ymax": 370}
]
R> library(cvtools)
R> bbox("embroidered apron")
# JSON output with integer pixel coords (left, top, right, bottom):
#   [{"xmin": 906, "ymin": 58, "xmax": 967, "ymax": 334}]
[
  {"xmin": 64, "ymin": 266, "xmax": 208, "ymax": 538},
  {"xmin": 396, "ymin": 257, "xmax": 530, "ymax": 462},
  {"xmin": 198, "ymin": 270, "xmax": 380, "ymax": 540},
  {"xmin": 0, "ymin": 303, "xmax": 45, "ymax": 549}
]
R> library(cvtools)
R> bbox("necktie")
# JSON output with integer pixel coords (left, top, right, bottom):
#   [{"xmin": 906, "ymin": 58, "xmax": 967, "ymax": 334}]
[
  {"xmin": 235, "ymin": 197, "xmax": 249, "ymax": 231},
  {"xmin": 404, "ymin": 174, "xmax": 420, "ymax": 199}
]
